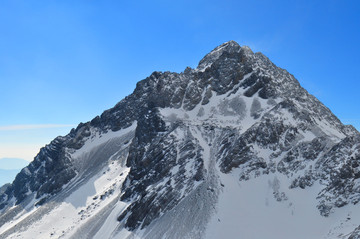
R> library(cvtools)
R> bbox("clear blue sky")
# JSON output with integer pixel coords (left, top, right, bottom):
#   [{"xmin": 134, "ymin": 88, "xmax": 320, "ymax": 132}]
[{"xmin": 1, "ymin": 0, "xmax": 360, "ymax": 161}]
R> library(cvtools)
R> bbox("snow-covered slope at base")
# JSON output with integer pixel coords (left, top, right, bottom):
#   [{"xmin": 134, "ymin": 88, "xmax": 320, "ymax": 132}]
[
  {"xmin": 93, "ymin": 201, "xmax": 132, "ymax": 239},
  {"xmin": 0, "ymin": 124, "xmax": 137, "ymax": 239},
  {"xmin": 1, "ymin": 162, "xmax": 128, "ymax": 239},
  {"xmin": 204, "ymin": 169, "xmax": 360, "ymax": 239}
]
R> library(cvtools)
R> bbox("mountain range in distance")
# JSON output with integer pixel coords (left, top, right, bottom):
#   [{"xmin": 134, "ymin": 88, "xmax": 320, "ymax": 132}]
[{"xmin": 0, "ymin": 158, "xmax": 29, "ymax": 187}]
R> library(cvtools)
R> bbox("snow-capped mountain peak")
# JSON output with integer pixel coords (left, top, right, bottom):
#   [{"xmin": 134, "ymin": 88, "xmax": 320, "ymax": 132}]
[
  {"xmin": 197, "ymin": 40, "xmax": 243, "ymax": 71},
  {"xmin": 1, "ymin": 41, "xmax": 360, "ymax": 239}
]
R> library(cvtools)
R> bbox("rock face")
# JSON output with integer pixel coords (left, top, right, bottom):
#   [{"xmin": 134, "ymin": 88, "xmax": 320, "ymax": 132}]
[{"xmin": 1, "ymin": 41, "xmax": 360, "ymax": 239}]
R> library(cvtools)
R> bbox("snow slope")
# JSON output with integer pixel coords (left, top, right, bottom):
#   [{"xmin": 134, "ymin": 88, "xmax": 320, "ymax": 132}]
[{"xmin": 0, "ymin": 123, "xmax": 137, "ymax": 239}]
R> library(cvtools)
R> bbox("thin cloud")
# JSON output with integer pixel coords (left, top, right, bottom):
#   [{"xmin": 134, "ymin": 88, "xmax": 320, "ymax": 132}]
[{"xmin": 0, "ymin": 124, "xmax": 76, "ymax": 131}]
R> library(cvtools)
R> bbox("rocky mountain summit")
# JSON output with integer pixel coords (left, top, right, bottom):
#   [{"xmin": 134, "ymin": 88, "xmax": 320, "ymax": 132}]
[{"xmin": 1, "ymin": 41, "xmax": 360, "ymax": 239}]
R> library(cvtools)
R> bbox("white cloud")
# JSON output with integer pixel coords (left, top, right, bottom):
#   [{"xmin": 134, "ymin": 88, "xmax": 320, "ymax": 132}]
[{"xmin": 0, "ymin": 124, "xmax": 75, "ymax": 131}]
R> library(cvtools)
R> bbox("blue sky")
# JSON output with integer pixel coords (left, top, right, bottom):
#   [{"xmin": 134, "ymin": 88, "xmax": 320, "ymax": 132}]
[{"xmin": 1, "ymin": 0, "xmax": 360, "ymax": 162}]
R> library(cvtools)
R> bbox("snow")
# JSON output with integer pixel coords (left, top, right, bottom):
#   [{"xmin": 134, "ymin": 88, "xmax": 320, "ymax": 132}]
[
  {"xmin": 300, "ymin": 130, "xmax": 317, "ymax": 142},
  {"xmin": 190, "ymin": 126, "xmax": 211, "ymax": 171},
  {"xmin": 70, "ymin": 121, "xmax": 137, "ymax": 161},
  {"xmin": 314, "ymin": 118, "xmax": 346, "ymax": 141},
  {"xmin": 93, "ymin": 201, "xmax": 129, "ymax": 239},
  {"xmin": 0, "ymin": 194, "xmax": 38, "ymax": 235},
  {"xmin": 251, "ymin": 144, "xmax": 273, "ymax": 160},
  {"xmin": 0, "ymin": 124, "xmax": 137, "ymax": 239},
  {"xmin": 204, "ymin": 168, "xmax": 360, "ymax": 239},
  {"xmin": 3, "ymin": 160, "xmax": 130, "ymax": 239},
  {"xmin": 159, "ymin": 72, "xmax": 275, "ymax": 135},
  {"xmin": 196, "ymin": 44, "xmax": 228, "ymax": 72}
]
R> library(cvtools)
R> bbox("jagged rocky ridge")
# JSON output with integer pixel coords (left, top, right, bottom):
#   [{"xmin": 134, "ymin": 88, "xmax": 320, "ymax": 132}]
[{"xmin": 1, "ymin": 41, "xmax": 360, "ymax": 239}]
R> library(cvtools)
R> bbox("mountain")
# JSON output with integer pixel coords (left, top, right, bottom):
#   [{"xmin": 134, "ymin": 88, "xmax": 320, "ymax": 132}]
[
  {"xmin": 0, "ymin": 170, "xmax": 21, "ymax": 188},
  {"xmin": 0, "ymin": 158, "xmax": 29, "ymax": 187},
  {"xmin": 1, "ymin": 41, "xmax": 360, "ymax": 239},
  {"xmin": 0, "ymin": 158, "xmax": 29, "ymax": 170}
]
